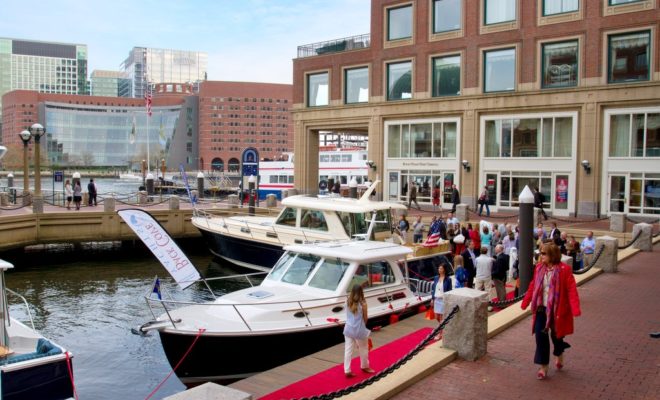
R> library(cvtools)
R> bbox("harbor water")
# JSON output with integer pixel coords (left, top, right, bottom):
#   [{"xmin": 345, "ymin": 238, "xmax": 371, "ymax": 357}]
[{"xmin": 3, "ymin": 242, "xmax": 252, "ymax": 400}]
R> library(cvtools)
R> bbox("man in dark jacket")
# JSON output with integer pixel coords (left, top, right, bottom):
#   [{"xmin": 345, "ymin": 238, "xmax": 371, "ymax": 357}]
[
  {"xmin": 450, "ymin": 184, "xmax": 460, "ymax": 213},
  {"xmin": 533, "ymin": 187, "xmax": 548, "ymax": 220},
  {"xmin": 461, "ymin": 240, "xmax": 477, "ymax": 289},
  {"xmin": 87, "ymin": 179, "xmax": 97, "ymax": 206},
  {"xmin": 491, "ymin": 244, "xmax": 509, "ymax": 301}
]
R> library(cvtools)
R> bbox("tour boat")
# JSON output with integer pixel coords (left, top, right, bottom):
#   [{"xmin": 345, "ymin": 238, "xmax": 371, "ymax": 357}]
[
  {"xmin": 0, "ymin": 259, "xmax": 75, "ymax": 400},
  {"xmin": 192, "ymin": 180, "xmax": 410, "ymax": 271},
  {"xmin": 139, "ymin": 239, "xmax": 434, "ymax": 385}
]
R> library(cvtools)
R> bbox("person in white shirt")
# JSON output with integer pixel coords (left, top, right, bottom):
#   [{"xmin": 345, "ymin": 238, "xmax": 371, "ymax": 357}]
[
  {"xmin": 446, "ymin": 212, "xmax": 459, "ymax": 226},
  {"xmin": 474, "ymin": 246, "xmax": 494, "ymax": 294}
]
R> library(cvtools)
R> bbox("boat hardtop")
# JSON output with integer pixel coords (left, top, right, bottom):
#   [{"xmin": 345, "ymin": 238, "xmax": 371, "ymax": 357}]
[
  {"xmin": 281, "ymin": 194, "xmax": 408, "ymax": 213},
  {"xmin": 282, "ymin": 239, "xmax": 413, "ymax": 263}
]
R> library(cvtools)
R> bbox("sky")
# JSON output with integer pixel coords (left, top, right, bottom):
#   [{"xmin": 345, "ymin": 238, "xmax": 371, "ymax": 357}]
[{"xmin": 0, "ymin": 0, "xmax": 371, "ymax": 84}]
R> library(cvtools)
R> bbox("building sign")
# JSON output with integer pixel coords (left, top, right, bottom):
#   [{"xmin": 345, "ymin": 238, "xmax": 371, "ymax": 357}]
[
  {"xmin": 53, "ymin": 171, "xmax": 64, "ymax": 183},
  {"xmin": 556, "ymin": 177, "xmax": 568, "ymax": 203}
]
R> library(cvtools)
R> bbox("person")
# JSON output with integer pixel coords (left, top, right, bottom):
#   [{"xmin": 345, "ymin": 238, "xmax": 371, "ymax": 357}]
[
  {"xmin": 480, "ymin": 225, "xmax": 493, "ymax": 256},
  {"xmin": 521, "ymin": 243, "xmax": 581, "ymax": 380},
  {"xmin": 468, "ymin": 223, "xmax": 481, "ymax": 251},
  {"xmin": 533, "ymin": 187, "xmax": 548, "ymax": 220},
  {"xmin": 446, "ymin": 224, "xmax": 456, "ymax": 254},
  {"xmin": 580, "ymin": 231, "xmax": 595, "ymax": 268},
  {"xmin": 87, "ymin": 179, "xmax": 97, "ymax": 206},
  {"xmin": 432, "ymin": 185, "xmax": 441, "ymax": 211},
  {"xmin": 446, "ymin": 212, "xmax": 459, "ymax": 226},
  {"xmin": 549, "ymin": 222, "xmax": 561, "ymax": 243},
  {"xmin": 491, "ymin": 244, "xmax": 509, "ymax": 302},
  {"xmin": 502, "ymin": 230, "xmax": 515, "ymax": 255},
  {"xmin": 343, "ymin": 284, "xmax": 374, "ymax": 378},
  {"xmin": 566, "ymin": 235, "xmax": 580, "ymax": 270},
  {"xmin": 453, "ymin": 255, "xmax": 467, "ymax": 289},
  {"xmin": 397, "ymin": 214, "xmax": 410, "ymax": 244},
  {"xmin": 461, "ymin": 240, "xmax": 477, "ymax": 289},
  {"xmin": 332, "ymin": 181, "xmax": 341, "ymax": 194},
  {"xmin": 431, "ymin": 263, "xmax": 452, "ymax": 324},
  {"xmin": 73, "ymin": 181, "xmax": 82, "ymax": 210},
  {"xmin": 474, "ymin": 247, "xmax": 493, "ymax": 293},
  {"xmin": 412, "ymin": 215, "xmax": 424, "ymax": 244},
  {"xmin": 534, "ymin": 223, "xmax": 547, "ymax": 243},
  {"xmin": 408, "ymin": 182, "xmax": 420, "ymax": 210},
  {"xmin": 64, "ymin": 179, "xmax": 73, "ymax": 210},
  {"xmin": 450, "ymin": 184, "xmax": 460, "ymax": 213},
  {"xmin": 478, "ymin": 186, "xmax": 490, "ymax": 217},
  {"xmin": 556, "ymin": 232, "xmax": 568, "ymax": 255}
]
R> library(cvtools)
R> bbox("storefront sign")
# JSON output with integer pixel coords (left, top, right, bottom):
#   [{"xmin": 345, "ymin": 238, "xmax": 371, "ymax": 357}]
[{"xmin": 556, "ymin": 177, "xmax": 568, "ymax": 203}]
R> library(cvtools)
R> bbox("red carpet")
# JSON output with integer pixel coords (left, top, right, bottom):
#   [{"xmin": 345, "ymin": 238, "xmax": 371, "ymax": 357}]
[
  {"xmin": 490, "ymin": 287, "xmax": 516, "ymax": 312},
  {"xmin": 259, "ymin": 327, "xmax": 434, "ymax": 400}
]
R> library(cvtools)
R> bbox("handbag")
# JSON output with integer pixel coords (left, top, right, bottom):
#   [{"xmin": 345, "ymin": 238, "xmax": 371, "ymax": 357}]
[{"xmin": 424, "ymin": 304, "xmax": 435, "ymax": 320}]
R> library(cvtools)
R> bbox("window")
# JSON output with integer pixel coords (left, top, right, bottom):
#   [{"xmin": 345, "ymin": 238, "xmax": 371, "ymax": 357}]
[
  {"xmin": 542, "ymin": 41, "xmax": 578, "ymax": 88},
  {"xmin": 275, "ymin": 207, "xmax": 297, "ymax": 226},
  {"xmin": 433, "ymin": 0, "xmax": 461, "ymax": 33},
  {"xmin": 543, "ymin": 0, "xmax": 578, "ymax": 15},
  {"xmin": 308, "ymin": 258, "xmax": 350, "ymax": 291},
  {"xmin": 608, "ymin": 31, "xmax": 650, "ymax": 83},
  {"xmin": 485, "ymin": 0, "xmax": 516, "ymax": 25},
  {"xmin": 349, "ymin": 261, "xmax": 397, "ymax": 291},
  {"xmin": 609, "ymin": 0, "xmax": 643, "ymax": 4},
  {"xmin": 300, "ymin": 209, "xmax": 328, "ymax": 231},
  {"xmin": 307, "ymin": 72, "xmax": 328, "ymax": 107},
  {"xmin": 484, "ymin": 48, "xmax": 515, "ymax": 92},
  {"xmin": 387, "ymin": 61, "xmax": 412, "ymax": 100},
  {"xmin": 281, "ymin": 253, "xmax": 321, "ymax": 285},
  {"xmin": 387, "ymin": 120, "xmax": 458, "ymax": 158},
  {"xmin": 485, "ymin": 116, "xmax": 573, "ymax": 158},
  {"xmin": 609, "ymin": 112, "xmax": 660, "ymax": 157},
  {"xmin": 387, "ymin": 4, "xmax": 413, "ymax": 40},
  {"xmin": 345, "ymin": 67, "xmax": 369, "ymax": 104},
  {"xmin": 432, "ymin": 55, "xmax": 461, "ymax": 96}
]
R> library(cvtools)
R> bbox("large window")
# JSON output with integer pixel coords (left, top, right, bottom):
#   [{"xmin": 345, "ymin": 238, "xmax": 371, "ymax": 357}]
[
  {"xmin": 484, "ymin": 48, "xmax": 515, "ymax": 92},
  {"xmin": 387, "ymin": 120, "xmax": 457, "ymax": 158},
  {"xmin": 608, "ymin": 31, "xmax": 650, "ymax": 83},
  {"xmin": 485, "ymin": 116, "xmax": 573, "ymax": 158},
  {"xmin": 609, "ymin": 0, "xmax": 643, "ymax": 4},
  {"xmin": 307, "ymin": 72, "xmax": 328, "ymax": 107},
  {"xmin": 387, "ymin": 61, "xmax": 412, "ymax": 101},
  {"xmin": 609, "ymin": 112, "xmax": 660, "ymax": 157},
  {"xmin": 485, "ymin": 0, "xmax": 516, "ymax": 25},
  {"xmin": 543, "ymin": 0, "xmax": 579, "ymax": 15},
  {"xmin": 432, "ymin": 55, "xmax": 461, "ymax": 97},
  {"xmin": 542, "ymin": 41, "xmax": 578, "ymax": 88},
  {"xmin": 498, "ymin": 172, "xmax": 552, "ymax": 208},
  {"xmin": 387, "ymin": 4, "xmax": 413, "ymax": 41},
  {"xmin": 345, "ymin": 67, "xmax": 369, "ymax": 104},
  {"xmin": 433, "ymin": 0, "xmax": 461, "ymax": 33},
  {"xmin": 629, "ymin": 173, "xmax": 660, "ymax": 214}
]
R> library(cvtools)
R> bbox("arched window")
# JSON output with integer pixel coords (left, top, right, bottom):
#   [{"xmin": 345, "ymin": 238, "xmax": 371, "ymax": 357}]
[
  {"xmin": 228, "ymin": 158, "xmax": 240, "ymax": 172},
  {"xmin": 211, "ymin": 158, "xmax": 224, "ymax": 171}
]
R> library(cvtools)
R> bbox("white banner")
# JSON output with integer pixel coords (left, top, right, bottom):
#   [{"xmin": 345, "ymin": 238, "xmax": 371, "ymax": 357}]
[{"xmin": 118, "ymin": 209, "xmax": 200, "ymax": 290}]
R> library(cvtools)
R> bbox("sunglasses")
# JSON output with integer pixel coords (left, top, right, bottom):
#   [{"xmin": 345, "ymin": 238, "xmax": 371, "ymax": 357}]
[{"xmin": 540, "ymin": 252, "xmax": 547, "ymax": 255}]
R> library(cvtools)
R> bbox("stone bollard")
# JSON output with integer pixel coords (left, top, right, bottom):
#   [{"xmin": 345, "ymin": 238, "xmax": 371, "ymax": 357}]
[
  {"xmin": 164, "ymin": 382, "xmax": 252, "ymax": 400},
  {"xmin": 0, "ymin": 192, "xmax": 8, "ymax": 206},
  {"xmin": 632, "ymin": 223, "xmax": 652, "ymax": 252},
  {"xmin": 443, "ymin": 288, "xmax": 489, "ymax": 361},
  {"xmin": 104, "ymin": 197, "xmax": 116, "ymax": 213},
  {"xmin": 228, "ymin": 194, "xmax": 239, "ymax": 208},
  {"xmin": 83, "ymin": 192, "xmax": 89, "ymax": 206},
  {"xmin": 609, "ymin": 213, "xmax": 626, "ymax": 233},
  {"xmin": 266, "ymin": 193, "xmax": 277, "ymax": 208},
  {"xmin": 561, "ymin": 254, "xmax": 573, "ymax": 269},
  {"xmin": 456, "ymin": 204, "xmax": 468, "ymax": 222},
  {"xmin": 138, "ymin": 191, "xmax": 148, "ymax": 205},
  {"xmin": 595, "ymin": 236, "xmax": 618, "ymax": 273},
  {"xmin": 32, "ymin": 196, "xmax": 44, "ymax": 214},
  {"xmin": 169, "ymin": 196, "xmax": 180, "ymax": 210}
]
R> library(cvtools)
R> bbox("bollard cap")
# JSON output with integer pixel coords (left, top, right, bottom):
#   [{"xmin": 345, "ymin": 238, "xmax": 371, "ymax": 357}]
[
  {"xmin": 519, "ymin": 186, "xmax": 534, "ymax": 203},
  {"xmin": 197, "ymin": 171, "xmax": 204, "ymax": 178},
  {"xmin": 146, "ymin": 173, "xmax": 154, "ymax": 180},
  {"xmin": 7, "ymin": 173, "xmax": 13, "ymax": 178},
  {"xmin": 349, "ymin": 177, "xmax": 358, "ymax": 188},
  {"xmin": 72, "ymin": 172, "xmax": 81, "ymax": 179},
  {"xmin": 248, "ymin": 175, "xmax": 256, "ymax": 183}
]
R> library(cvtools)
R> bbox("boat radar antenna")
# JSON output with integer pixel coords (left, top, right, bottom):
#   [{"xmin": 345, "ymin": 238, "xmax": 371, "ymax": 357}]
[{"xmin": 358, "ymin": 176, "xmax": 380, "ymax": 202}]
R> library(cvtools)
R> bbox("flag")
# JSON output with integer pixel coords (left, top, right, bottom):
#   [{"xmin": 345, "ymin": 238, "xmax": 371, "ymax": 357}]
[
  {"xmin": 145, "ymin": 87, "xmax": 152, "ymax": 117},
  {"xmin": 152, "ymin": 277, "xmax": 162, "ymax": 300},
  {"xmin": 130, "ymin": 116, "xmax": 136, "ymax": 144},
  {"xmin": 422, "ymin": 232, "xmax": 441, "ymax": 248},
  {"xmin": 158, "ymin": 112, "xmax": 166, "ymax": 147}
]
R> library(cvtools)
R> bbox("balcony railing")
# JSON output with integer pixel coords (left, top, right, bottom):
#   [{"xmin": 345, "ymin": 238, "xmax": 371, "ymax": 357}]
[{"xmin": 297, "ymin": 34, "xmax": 370, "ymax": 58}]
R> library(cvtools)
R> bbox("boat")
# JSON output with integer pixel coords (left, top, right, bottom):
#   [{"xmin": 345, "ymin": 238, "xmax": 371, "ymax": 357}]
[
  {"xmin": 139, "ymin": 239, "xmax": 434, "ymax": 385},
  {"xmin": 258, "ymin": 146, "xmax": 370, "ymax": 199},
  {"xmin": 192, "ymin": 180, "xmax": 413, "ymax": 271},
  {"xmin": 0, "ymin": 259, "xmax": 75, "ymax": 400}
]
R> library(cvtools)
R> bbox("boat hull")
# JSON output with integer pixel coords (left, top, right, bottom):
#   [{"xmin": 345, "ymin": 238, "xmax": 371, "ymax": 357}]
[
  {"xmin": 1, "ymin": 358, "xmax": 73, "ymax": 400},
  {"xmin": 158, "ymin": 307, "xmax": 422, "ymax": 385},
  {"xmin": 198, "ymin": 228, "xmax": 284, "ymax": 270}
]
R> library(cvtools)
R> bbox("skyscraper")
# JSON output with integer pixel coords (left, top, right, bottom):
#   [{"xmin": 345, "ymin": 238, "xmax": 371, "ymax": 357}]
[
  {"xmin": 90, "ymin": 70, "xmax": 131, "ymax": 97},
  {"xmin": 121, "ymin": 47, "xmax": 208, "ymax": 98}
]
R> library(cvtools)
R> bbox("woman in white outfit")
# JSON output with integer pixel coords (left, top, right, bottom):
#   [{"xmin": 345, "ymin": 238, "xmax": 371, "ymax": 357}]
[{"xmin": 343, "ymin": 284, "xmax": 375, "ymax": 378}]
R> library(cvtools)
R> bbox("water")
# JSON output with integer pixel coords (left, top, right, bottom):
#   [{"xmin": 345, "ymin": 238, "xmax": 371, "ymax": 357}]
[{"xmin": 3, "ymin": 243, "xmax": 251, "ymax": 400}]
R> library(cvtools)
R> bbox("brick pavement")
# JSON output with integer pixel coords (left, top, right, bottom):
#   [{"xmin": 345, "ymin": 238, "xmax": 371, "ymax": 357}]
[{"xmin": 393, "ymin": 244, "xmax": 660, "ymax": 400}]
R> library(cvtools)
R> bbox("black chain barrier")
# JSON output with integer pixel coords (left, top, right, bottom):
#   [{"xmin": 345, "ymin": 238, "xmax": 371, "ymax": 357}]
[
  {"xmin": 547, "ymin": 215, "xmax": 610, "ymax": 224},
  {"xmin": 0, "ymin": 204, "xmax": 30, "ymax": 210},
  {"xmin": 114, "ymin": 197, "xmax": 171, "ymax": 207},
  {"xmin": 467, "ymin": 207, "xmax": 518, "ymax": 221},
  {"xmin": 617, "ymin": 230, "xmax": 642, "ymax": 250},
  {"xmin": 297, "ymin": 305, "xmax": 460, "ymax": 400},
  {"xmin": 573, "ymin": 243, "xmax": 605, "ymax": 275},
  {"xmin": 654, "ymin": 230, "xmax": 660, "ymax": 238},
  {"xmin": 488, "ymin": 291, "xmax": 526, "ymax": 307},
  {"xmin": 625, "ymin": 216, "xmax": 660, "ymax": 225}
]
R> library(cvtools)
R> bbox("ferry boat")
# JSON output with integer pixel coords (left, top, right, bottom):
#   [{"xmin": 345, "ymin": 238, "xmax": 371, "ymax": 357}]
[
  {"xmin": 139, "ymin": 239, "xmax": 435, "ymax": 385},
  {"xmin": 0, "ymin": 259, "xmax": 75, "ymax": 400},
  {"xmin": 258, "ymin": 146, "xmax": 369, "ymax": 199}
]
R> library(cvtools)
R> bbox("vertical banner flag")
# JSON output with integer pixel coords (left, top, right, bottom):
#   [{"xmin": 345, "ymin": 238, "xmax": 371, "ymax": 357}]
[
  {"xmin": 145, "ymin": 87, "xmax": 152, "ymax": 117},
  {"xmin": 118, "ymin": 209, "xmax": 200, "ymax": 289},
  {"xmin": 130, "ymin": 115, "xmax": 136, "ymax": 144},
  {"xmin": 159, "ymin": 112, "xmax": 166, "ymax": 147},
  {"xmin": 179, "ymin": 164, "xmax": 195, "ymax": 205}
]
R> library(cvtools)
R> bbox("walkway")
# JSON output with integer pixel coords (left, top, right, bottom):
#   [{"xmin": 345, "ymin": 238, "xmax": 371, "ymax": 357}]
[{"xmin": 393, "ymin": 243, "xmax": 660, "ymax": 400}]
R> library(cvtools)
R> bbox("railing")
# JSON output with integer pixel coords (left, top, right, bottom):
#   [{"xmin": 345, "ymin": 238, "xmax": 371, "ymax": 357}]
[
  {"xmin": 6, "ymin": 288, "xmax": 36, "ymax": 330},
  {"xmin": 297, "ymin": 34, "xmax": 370, "ymax": 58}
]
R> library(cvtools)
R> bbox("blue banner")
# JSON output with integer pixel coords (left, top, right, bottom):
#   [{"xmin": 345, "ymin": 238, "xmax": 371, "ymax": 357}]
[{"xmin": 179, "ymin": 164, "xmax": 196, "ymax": 205}]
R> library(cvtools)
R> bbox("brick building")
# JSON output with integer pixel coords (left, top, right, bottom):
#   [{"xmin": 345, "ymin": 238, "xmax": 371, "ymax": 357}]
[{"xmin": 291, "ymin": 0, "xmax": 659, "ymax": 217}]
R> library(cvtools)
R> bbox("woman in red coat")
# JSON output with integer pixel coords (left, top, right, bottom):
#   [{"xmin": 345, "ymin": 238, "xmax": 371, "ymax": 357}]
[{"xmin": 521, "ymin": 243, "xmax": 581, "ymax": 380}]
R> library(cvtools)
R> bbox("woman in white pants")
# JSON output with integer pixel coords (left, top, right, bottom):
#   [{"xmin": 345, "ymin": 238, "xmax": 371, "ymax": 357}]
[{"xmin": 343, "ymin": 284, "xmax": 375, "ymax": 377}]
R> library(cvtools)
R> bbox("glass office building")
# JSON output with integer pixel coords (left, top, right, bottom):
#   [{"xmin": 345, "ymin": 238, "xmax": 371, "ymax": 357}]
[{"xmin": 90, "ymin": 70, "xmax": 131, "ymax": 97}]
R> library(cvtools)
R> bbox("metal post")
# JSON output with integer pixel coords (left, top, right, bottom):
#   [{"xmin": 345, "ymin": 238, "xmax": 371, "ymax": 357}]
[
  {"xmin": 518, "ymin": 186, "xmax": 535, "ymax": 295},
  {"xmin": 19, "ymin": 130, "xmax": 31, "ymax": 205},
  {"xmin": 348, "ymin": 177, "xmax": 358, "ymax": 199},
  {"xmin": 248, "ymin": 175, "xmax": 256, "ymax": 215},
  {"xmin": 196, "ymin": 172, "xmax": 204, "ymax": 200}
]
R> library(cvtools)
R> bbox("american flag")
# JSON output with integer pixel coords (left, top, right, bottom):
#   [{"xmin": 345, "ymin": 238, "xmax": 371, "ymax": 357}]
[
  {"xmin": 144, "ymin": 87, "xmax": 152, "ymax": 117},
  {"xmin": 422, "ymin": 232, "xmax": 441, "ymax": 248}
]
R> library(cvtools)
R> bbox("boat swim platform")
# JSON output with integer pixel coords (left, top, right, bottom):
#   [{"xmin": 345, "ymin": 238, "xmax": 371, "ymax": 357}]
[{"xmin": 227, "ymin": 238, "xmax": 658, "ymax": 400}]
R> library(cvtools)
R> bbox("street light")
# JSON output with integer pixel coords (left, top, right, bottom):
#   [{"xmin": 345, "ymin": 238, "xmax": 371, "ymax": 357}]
[
  {"xmin": 18, "ymin": 130, "xmax": 32, "ymax": 199},
  {"xmin": 28, "ymin": 123, "xmax": 45, "ymax": 197}
]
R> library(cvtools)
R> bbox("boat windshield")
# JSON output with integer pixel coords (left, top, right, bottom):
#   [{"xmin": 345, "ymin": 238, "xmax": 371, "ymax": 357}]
[
  {"xmin": 337, "ymin": 210, "xmax": 392, "ymax": 238},
  {"xmin": 267, "ymin": 252, "xmax": 321, "ymax": 285},
  {"xmin": 347, "ymin": 260, "xmax": 396, "ymax": 291},
  {"xmin": 308, "ymin": 258, "xmax": 350, "ymax": 291},
  {"xmin": 275, "ymin": 207, "xmax": 297, "ymax": 226}
]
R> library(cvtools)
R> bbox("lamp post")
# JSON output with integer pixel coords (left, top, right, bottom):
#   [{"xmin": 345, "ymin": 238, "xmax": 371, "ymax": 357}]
[
  {"xmin": 18, "ymin": 130, "xmax": 32, "ymax": 198},
  {"xmin": 28, "ymin": 123, "xmax": 45, "ymax": 197}
]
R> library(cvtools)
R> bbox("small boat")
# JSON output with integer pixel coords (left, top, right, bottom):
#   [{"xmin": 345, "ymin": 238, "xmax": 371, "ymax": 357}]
[
  {"xmin": 139, "ymin": 239, "xmax": 434, "ymax": 385},
  {"xmin": 0, "ymin": 259, "xmax": 75, "ymax": 400}
]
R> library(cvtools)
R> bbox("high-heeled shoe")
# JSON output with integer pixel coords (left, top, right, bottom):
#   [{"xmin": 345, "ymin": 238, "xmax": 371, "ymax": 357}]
[
  {"xmin": 361, "ymin": 367, "xmax": 375, "ymax": 374},
  {"xmin": 345, "ymin": 371, "xmax": 355, "ymax": 378},
  {"xmin": 556, "ymin": 355, "xmax": 564, "ymax": 370},
  {"xmin": 537, "ymin": 370, "xmax": 547, "ymax": 380}
]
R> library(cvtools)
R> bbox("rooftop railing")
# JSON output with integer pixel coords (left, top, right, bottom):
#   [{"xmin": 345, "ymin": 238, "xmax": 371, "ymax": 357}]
[{"xmin": 297, "ymin": 33, "xmax": 370, "ymax": 58}]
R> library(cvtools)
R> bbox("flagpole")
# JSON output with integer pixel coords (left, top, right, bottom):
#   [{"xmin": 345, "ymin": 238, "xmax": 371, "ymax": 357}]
[{"xmin": 147, "ymin": 113, "xmax": 150, "ymax": 175}]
